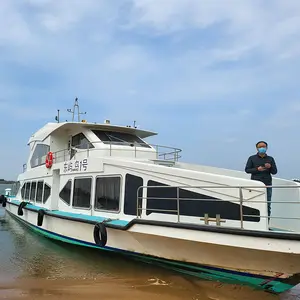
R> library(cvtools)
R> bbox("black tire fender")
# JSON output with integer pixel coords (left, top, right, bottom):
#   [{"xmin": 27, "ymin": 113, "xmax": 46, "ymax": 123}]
[
  {"xmin": 93, "ymin": 222, "xmax": 107, "ymax": 247},
  {"xmin": 17, "ymin": 201, "xmax": 28, "ymax": 216},
  {"xmin": 37, "ymin": 209, "xmax": 45, "ymax": 227},
  {"xmin": 2, "ymin": 197, "xmax": 7, "ymax": 208}
]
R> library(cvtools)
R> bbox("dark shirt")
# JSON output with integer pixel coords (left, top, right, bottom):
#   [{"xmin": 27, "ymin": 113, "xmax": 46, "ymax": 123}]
[{"xmin": 245, "ymin": 153, "xmax": 277, "ymax": 185}]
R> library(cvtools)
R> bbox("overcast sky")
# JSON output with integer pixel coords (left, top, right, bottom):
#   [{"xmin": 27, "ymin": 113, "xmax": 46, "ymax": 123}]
[{"xmin": 1, "ymin": 0, "xmax": 300, "ymax": 180}]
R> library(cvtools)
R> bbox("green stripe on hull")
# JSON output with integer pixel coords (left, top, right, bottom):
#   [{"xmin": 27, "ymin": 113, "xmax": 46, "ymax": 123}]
[
  {"xmin": 7, "ymin": 211, "xmax": 294, "ymax": 294},
  {"xmin": 132, "ymin": 254, "xmax": 293, "ymax": 293}
]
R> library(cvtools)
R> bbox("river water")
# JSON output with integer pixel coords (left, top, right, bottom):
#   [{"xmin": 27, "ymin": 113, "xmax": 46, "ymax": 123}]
[
  {"xmin": 0, "ymin": 202, "xmax": 283, "ymax": 300},
  {"xmin": 0, "ymin": 184, "xmax": 13, "ymax": 196}
]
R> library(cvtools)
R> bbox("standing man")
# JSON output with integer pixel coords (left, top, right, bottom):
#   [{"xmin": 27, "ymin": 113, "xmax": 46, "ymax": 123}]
[{"xmin": 245, "ymin": 141, "xmax": 278, "ymax": 219}]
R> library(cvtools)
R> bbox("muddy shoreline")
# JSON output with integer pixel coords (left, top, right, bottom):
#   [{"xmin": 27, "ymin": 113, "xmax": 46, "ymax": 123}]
[{"xmin": 0, "ymin": 277, "xmax": 279, "ymax": 300}]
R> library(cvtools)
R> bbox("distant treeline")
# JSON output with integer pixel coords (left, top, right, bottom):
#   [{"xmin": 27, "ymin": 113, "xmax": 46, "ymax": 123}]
[{"xmin": 0, "ymin": 179, "xmax": 16, "ymax": 184}]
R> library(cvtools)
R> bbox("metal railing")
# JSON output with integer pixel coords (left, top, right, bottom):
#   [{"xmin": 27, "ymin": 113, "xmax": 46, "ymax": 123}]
[
  {"xmin": 136, "ymin": 184, "xmax": 300, "ymax": 233},
  {"xmin": 22, "ymin": 141, "xmax": 182, "ymax": 171},
  {"xmin": 52, "ymin": 141, "xmax": 182, "ymax": 164}
]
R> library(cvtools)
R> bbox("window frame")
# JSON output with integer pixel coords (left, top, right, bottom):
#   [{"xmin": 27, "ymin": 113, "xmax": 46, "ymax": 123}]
[
  {"xmin": 59, "ymin": 179, "xmax": 72, "ymax": 206},
  {"xmin": 71, "ymin": 133, "xmax": 94, "ymax": 150},
  {"xmin": 94, "ymin": 175, "xmax": 122, "ymax": 213},
  {"xmin": 30, "ymin": 143, "xmax": 50, "ymax": 168},
  {"xmin": 43, "ymin": 183, "xmax": 51, "ymax": 204},
  {"xmin": 72, "ymin": 176, "xmax": 93, "ymax": 210},
  {"xmin": 36, "ymin": 180, "xmax": 44, "ymax": 203},
  {"xmin": 21, "ymin": 182, "xmax": 26, "ymax": 199},
  {"xmin": 24, "ymin": 182, "xmax": 31, "ymax": 200},
  {"xmin": 92, "ymin": 130, "xmax": 150, "ymax": 148},
  {"xmin": 30, "ymin": 181, "xmax": 37, "ymax": 201},
  {"xmin": 124, "ymin": 174, "xmax": 143, "ymax": 216}
]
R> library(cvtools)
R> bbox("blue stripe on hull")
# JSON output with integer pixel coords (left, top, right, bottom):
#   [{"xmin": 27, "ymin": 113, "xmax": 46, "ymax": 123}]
[
  {"xmin": 9, "ymin": 200, "xmax": 129, "ymax": 227},
  {"xmin": 5, "ymin": 208, "xmax": 295, "ymax": 295}
]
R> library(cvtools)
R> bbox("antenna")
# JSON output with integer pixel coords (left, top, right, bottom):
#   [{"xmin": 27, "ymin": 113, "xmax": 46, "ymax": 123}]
[
  {"xmin": 55, "ymin": 109, "xmax": 60, "ymax": 123},
  {"xmin": 67, "ymin": 97, "xmax": 86, "ymax": 122}
]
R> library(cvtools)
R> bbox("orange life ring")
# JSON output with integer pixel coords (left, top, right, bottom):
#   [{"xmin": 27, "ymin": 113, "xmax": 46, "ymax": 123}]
[{"xmin": 45, "ymin": 152, "xmax": 53, "ymax": 168}]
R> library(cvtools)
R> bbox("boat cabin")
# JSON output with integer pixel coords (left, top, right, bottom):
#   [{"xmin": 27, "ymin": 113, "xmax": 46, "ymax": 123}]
[
  {"xmin": 26, "ymin": 121, "xmax": 164, "ymax": 171},
  {"xmin": 14, "ymin": 117, "xmax": 300, "ymax": 233}
]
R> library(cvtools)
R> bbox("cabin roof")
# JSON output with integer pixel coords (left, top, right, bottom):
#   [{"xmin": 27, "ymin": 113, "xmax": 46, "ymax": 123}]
[{"xmin": 28, "ymin": 122, "xmax": 158, "ymax": 145}]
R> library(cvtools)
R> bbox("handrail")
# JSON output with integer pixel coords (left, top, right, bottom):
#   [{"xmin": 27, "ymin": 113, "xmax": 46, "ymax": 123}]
[
  {"xmin": 136, "ymin": 184, "xmax": 300, "ymax": 233},
  {"xmin": 137, "ymin": 184, "xmax": 300, "ymax": 189},
  {"xmin": 239, "ymin": 187, "xmax": 244, "ymax": 229},
  {"xmin": 52, "ymin": 140, "xmax": 182, "ymax": 163}
]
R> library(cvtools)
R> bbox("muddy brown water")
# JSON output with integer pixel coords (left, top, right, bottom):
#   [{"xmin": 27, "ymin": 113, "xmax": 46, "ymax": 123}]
[{"xmin": 0, "ymin": 208, "xmax": 285, "ymax": 300}]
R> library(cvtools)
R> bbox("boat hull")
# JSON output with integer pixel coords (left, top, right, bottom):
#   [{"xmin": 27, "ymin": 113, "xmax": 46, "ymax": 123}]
[{"xmin": 5, "ymin": 201, "xmax": 300, "ymax": 294}]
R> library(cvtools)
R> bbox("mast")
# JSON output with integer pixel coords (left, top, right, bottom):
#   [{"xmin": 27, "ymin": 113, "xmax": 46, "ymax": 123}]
[{"xmin": 67, "ymin": 97, "xmax": 86, "ymax": 122}]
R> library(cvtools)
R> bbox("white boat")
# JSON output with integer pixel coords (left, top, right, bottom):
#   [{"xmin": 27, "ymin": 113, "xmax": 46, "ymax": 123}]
[{"xmin": 4, "ymin": 99, "xmax": 300, "ymax": 295}]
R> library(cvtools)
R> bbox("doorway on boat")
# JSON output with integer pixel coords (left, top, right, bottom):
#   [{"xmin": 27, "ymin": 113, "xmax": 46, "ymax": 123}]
[
  {"xmin": 51, "ymin": 169, "xmax": 61, "ymax": 210},
  {"xmin": 68, "ymin": 136, "xmax": 76, "ymax": 160},
  {"xmin": 69, "ymin": 133, "xmax": 94, "ymax": 160}
]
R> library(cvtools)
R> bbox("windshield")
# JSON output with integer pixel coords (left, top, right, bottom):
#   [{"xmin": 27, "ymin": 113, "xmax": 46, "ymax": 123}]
[{"xmin": 92, "ymin": 130, "xmax": 151, "ymax": 148}]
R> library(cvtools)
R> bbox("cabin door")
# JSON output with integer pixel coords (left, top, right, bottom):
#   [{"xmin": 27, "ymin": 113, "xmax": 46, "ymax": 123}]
[
  {"xmin": 68, "ymin": 136, "xmax": 76, "ymax": 160},
  {"xmin": 51, "ymin": 169, "xmax": 60, "ymax": 210}
]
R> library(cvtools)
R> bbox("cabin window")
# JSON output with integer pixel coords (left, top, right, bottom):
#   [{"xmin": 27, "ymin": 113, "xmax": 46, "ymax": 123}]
[
  {"xmin": 146, "ymin": 180, "xmax": 260, "ymax": 222},
  {"xmin": 94, "ymin": 177, "xmax": 120, "ymax": 212},
  {"xmin": 21, "ymin": 183, "xmax": 26, "ymax": 199},
  {"xmin": 92, "ymin": 130, "xmax": 150, "ymax": 148},
  {"xmin": 30, "ymin": 144, "xmax": 50, "ymax": 168},
  {"xmin": 43, "ymin": 183, "xmax": 51, "ymax": 203},
  {"xmin": 30, "ymin": 181, "xmax": 37, "ymax": 201},
  {"xmin": 36, "ymin": 181, "xmax": 44, "ymax": 203},
  {"xmin": 72, "ymin": 178, "xmax": 91, "ymax": 209},
  {"xmin": 59, "ymin": 180, "xmax": 72, "ymax": 205},
  {"xmin": 124, "ymin": 174, "xmax": 143, "ymax": 216},
  {"xmin": 24, "ymin": 182, "xmax": 31, "ymax": 200},
  {"xmin": 71, "ymin": 133, "xmax": 94, "ymax": 149}
]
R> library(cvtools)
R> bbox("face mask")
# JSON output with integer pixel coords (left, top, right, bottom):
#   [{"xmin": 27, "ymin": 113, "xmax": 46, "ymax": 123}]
[{"xmin": 258, "ymin": 147, "xmax": 267, "ymax": 154}]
